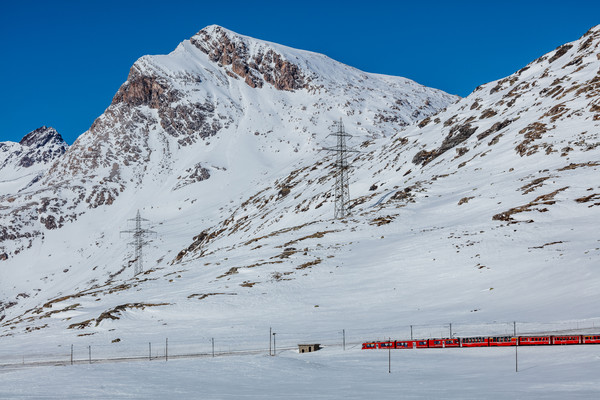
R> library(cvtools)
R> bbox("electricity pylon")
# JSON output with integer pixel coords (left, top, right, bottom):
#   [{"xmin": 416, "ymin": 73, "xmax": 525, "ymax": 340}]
[
  {"xmin": 323, "ymin": 118, "xmax": 358, "ymax": 219},
  {"xmin": 120, "ymin": 210, "xmax": 156, "ymax": 275}
]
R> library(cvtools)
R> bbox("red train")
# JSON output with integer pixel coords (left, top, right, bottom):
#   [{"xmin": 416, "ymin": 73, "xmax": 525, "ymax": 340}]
[{"xmin": 362, "ymin": 334, "xmax": 600, "ymax": 350}]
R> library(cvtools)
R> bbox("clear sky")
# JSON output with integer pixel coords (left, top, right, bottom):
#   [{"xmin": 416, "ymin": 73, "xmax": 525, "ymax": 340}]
[{"xmin": 1, "ymin": 0, "xmax": 599, "ymax": 144}]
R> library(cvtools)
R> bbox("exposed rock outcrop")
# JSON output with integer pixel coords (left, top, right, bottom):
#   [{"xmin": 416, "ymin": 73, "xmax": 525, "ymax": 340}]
[{"xmin": 191, "ymin": 25, "xmax": 307, "ymax": 91}]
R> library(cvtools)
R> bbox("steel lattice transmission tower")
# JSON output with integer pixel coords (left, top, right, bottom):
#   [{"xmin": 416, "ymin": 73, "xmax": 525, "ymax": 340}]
[
  {"xmin": 120, "ymin": 210, "xmax": 156, "ymax": 275},
  {"xmin": 323, "ymin": 118, "xmax": 358, "ymax": 219}
]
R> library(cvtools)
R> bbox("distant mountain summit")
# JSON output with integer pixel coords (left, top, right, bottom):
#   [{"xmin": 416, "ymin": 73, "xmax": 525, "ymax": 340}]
[
  {"xmin": 18, "ymin": 126, "xmax": 66, "ymax": 150},
  {"xmin": 0, "ymin": 126, "xmax": 67, "ymax": 192}
]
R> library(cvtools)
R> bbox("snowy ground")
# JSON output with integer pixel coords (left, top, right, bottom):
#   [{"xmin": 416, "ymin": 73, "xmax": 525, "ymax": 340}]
[{"xmin": 1, "ymin": 345, "xmax": 600, "ymax": 399}]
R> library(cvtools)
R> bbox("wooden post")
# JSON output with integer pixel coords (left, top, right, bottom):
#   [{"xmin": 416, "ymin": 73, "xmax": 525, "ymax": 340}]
[
  {"xmin": 88, "ymin": 345, "xmax": 91, "ymax": 364},
  {"xmin": 165, "ymin": 338, "xmax": 168, "ymax": 362},
  {"xmin": 149, "ymin": 342, "xmax": 152, "ymax": 361}
]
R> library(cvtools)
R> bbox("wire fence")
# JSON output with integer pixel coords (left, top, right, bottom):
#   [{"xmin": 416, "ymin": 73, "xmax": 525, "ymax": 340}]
[{"xmin": 2, "ymin": 317, "xmax": 600, "ymax": 369}]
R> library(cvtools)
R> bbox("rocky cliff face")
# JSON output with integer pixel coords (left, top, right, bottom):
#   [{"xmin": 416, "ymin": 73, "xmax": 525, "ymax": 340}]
[{"xmin": 191, "ymin": 25, "xmax": 308, "ymax": 91}]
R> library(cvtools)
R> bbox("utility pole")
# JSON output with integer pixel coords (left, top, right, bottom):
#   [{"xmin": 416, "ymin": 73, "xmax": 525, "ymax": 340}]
[
  {"xmin": 388, "ymin": 337, "xmax": 391, "ymax": 374},
  {"xmin": 120, "ymin": 210, "xmax": 156, "ymax": 275},
  {"xmin": 272, "ymin": 332, "xmax": 276, "ymax": 356},
  {"xmin": 269, "ymin": 327, "xmax": 272, "ymax": 356},
  {"xmin": 323, "ymin": 118, "xmax": 358, "ymax": 219},
  {"xmin": 343, "ymin": 329, "xmax": 346, "ymax": 351}
]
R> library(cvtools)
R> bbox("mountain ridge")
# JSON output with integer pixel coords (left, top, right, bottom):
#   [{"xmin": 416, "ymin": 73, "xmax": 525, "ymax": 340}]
[
  {"xmin": 1, "ymin": 24, "xmax": 599, "ymax": 349},
  {"xmin": 0, "ymin": 25, "xmax": 456, "ymax": 260}
]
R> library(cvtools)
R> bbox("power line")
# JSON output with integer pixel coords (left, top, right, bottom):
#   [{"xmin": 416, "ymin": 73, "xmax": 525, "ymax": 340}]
[
  {"xmin": 120, "ymin": 210, "xmax": 157, "ymax": 275},
  {"xmin": 322, "ymin": 118, "xmax": 358, "ymax": 219}
]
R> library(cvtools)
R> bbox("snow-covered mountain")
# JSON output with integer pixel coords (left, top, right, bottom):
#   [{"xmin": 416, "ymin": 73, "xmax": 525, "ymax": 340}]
[
  {"xmin": 0, "ymin": 25, "xmax": 455, "ymax": 260},
  {"xmin": 1, "ymin": 24, "xmax": 599, "ymax": 353},
  {"xmin": 0, "ymin": 126, "xmax": 67, "ymax": 195}
]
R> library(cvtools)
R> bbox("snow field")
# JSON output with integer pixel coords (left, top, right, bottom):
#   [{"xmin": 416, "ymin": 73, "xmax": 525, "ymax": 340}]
[{"xmin": 1, "ymin": 345, "xmax": 600, "ymax": 399}]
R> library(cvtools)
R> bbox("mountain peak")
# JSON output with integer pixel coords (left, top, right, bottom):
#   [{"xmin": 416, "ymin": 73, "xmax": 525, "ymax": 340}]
[
  {"xmin": 0, "ymin": 126, "xmax": 67, "ymax": 196},
  {"xmin": 19, "ymin": 126, "xmax": 66, "ymax": 148},
  {"xmin": 196, "ymin": 24, "xmax": 239, "ymax": 39}
]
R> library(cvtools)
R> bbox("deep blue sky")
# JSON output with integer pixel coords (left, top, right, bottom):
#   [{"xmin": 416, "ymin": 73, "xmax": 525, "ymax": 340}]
[{"xmin": 1, "ymin": 0, "xmax": 598, "ymax": 144}]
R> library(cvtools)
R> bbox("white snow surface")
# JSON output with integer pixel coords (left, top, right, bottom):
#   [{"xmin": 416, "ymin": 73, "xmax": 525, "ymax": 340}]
[
  {"xmin": 1, "ymin": 346, "xmax": 600, "ymax": 399},
  {"xmin": 1, "ymin": 24, "xmax": 600, "ymax": 398}
]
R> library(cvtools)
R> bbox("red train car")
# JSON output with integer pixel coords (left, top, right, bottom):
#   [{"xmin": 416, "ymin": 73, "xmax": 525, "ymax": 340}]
[
  {"xmin": 444, "ymin": 338, "xmax": 461, "ymax": 348},
  {"xmin": 362, "ymin": 333, "xmax": 600, "ymax": 351},
  {"xmin": 461, "ymin": 337, "xmax": 489, "ymax": 347},
  {"xmin": 582, "ymin": 335, "xmax": 600, "ymax": 344},
  {"xmin": 519, "ymin": 336, "xmax": 551, "ymax": 346},
  {"xmin": 428, "ymin": 339, "xmax": 460, "ymax": 348},
  {"xmin": 489, "ymin": 337, "xmax": 517, "ymax": 346},
  {"xmin": 395, "ymin": 341, "xmax": 416, "ymax": 349},
  {"xmin": 551, "ymin": 336, "xmax": 582, "ymax": 345}
]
